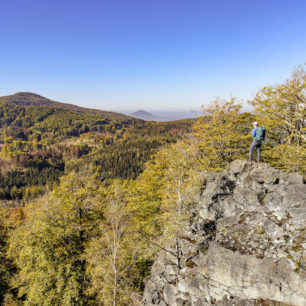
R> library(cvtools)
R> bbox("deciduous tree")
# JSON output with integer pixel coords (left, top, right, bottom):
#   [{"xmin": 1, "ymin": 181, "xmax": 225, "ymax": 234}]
[
  {"xmin": 193, "ymin": 98, "xmax": 252, "ymax": 171},
  {"xmin": 249, "ymin": 66, "xmax": 306, "ymax": 173},
  {"xmin": 8, "ymin": 168, "xmax": 102, "ymax": 305},
  {"xmin": 85, "ymin": 180, "xmax": 142, "ymax": 305}
]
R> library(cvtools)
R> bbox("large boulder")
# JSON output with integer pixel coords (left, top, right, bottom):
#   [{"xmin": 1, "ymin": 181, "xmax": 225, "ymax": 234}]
[{"xmin": 142, "ymin": 160, "xmax": 306, "ymax": 306}]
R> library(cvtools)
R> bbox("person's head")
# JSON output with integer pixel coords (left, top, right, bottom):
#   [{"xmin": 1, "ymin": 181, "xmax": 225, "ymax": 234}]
[{"xmin": 252, "ymin": 122, "xmax": 258, "ymax": 128}]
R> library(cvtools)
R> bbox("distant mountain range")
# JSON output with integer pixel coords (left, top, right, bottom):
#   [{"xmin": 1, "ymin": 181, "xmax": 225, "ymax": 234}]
[
  {"xmin": 0, "ymin": 92, "xmax": 201, "ymax": 122},
  {"xmin": 129, "ymin": 109, "xmax": 201, "ymax": 121}
]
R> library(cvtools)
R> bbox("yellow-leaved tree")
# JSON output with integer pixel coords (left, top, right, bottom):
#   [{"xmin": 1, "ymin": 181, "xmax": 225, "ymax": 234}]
[
  {"xmin": 249, "ymin": 65, "xmax": 306, "ymax": 173},
  {"xmin": 192, "ymin": 98, "xmax": 253, "ymax": 171},
  {"xmin": 131, "ymin": 140, "xmax": 203, "ymax": 271},
  {"xmin": 0, "ymin": 212, "xmax": 10, "ymax": 304},
  {"xmin": 84, "ymin": 180, "xmax": 143, "ymax": 306},
  {"xmin": 7, "ymin": 168, "xmax": 102, "ymax": 306}
]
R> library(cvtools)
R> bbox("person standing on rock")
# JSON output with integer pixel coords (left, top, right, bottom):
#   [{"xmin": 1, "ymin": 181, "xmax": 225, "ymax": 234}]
[{"xmin": 249, "ymin": 122, "xmax": 265, "ymax": 161}]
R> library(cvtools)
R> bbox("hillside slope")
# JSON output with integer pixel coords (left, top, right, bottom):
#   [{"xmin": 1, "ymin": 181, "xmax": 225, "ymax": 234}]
[
  {"xmin": 142, "ymin": 160, "xmax": 306, "ymax": 305},
  {"xmin": 0, "ymin": 98, "xmax": 194, "ymax": 206},
  {"xmin": 0, "ymin": 92, "xmax": 134, "ymax": 120}
]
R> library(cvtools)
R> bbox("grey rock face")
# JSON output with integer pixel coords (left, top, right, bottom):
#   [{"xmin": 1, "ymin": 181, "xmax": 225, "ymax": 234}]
[{"xmin": 142, "ymin": 160, "xmax": 306, "ymax": 306}]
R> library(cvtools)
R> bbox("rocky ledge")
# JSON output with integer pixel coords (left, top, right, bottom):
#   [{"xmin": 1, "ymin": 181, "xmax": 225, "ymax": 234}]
[{"xmin": 142, "ymin": 160, "xmax": 306, "ymax": 306}]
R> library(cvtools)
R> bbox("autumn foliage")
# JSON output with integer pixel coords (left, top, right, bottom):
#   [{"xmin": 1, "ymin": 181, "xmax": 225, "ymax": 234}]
[{"xmin": 0, "ymin": 66, "xmax": 305, "ymax": 305}]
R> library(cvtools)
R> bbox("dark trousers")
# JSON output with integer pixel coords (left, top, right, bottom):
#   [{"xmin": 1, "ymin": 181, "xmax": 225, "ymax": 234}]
[{"xmin": 249, "ymin": 140, "xmax": 261, "ymax": 161}]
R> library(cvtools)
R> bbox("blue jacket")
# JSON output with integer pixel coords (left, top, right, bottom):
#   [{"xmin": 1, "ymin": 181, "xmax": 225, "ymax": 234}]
[{"xmin": 252, "ymin": 128, "xmax": 257, "ymax": 138}]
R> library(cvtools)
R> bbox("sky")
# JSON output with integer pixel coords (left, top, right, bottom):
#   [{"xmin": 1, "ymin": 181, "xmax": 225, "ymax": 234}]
[{"xmin": 0, "ymin": 0, "xmax": 305, "ymax": 111}]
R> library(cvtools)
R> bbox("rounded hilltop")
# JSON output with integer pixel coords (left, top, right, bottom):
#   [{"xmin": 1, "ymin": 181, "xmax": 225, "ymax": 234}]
[{"xmin": 130, "ymin": 110, "xmax": 158, "ymax": 121}]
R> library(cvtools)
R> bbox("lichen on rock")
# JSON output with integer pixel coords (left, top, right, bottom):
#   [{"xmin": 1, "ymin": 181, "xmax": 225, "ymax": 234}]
[{"xmin": 142, "ymin": 160, "xmax": 306, "ymax": 306}]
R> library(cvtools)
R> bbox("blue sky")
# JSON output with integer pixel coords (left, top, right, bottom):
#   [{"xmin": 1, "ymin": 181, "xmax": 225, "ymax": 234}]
[{"xmin": 0, "ymin": 0, "xmax": 305, "ymax": 111}]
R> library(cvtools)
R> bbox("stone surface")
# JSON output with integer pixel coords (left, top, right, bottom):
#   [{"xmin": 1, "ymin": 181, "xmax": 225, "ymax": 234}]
[
  {"xmin": 131, "ymin": 293, "xmax": 143, "ymax": 306},
  {"xmin": 142, "ymin": 160, "xmax": 306, "ymax": 306}
]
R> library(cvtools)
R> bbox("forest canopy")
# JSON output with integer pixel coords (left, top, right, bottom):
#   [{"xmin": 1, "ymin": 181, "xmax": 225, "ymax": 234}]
[{"xmin": 0, "ymin": 66, "xmax": 305, "ymax": 305}]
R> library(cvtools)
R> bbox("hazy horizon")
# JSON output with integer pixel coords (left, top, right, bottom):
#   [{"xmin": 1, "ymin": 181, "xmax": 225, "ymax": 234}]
[{"xmin": 1, "ymin": 0, "xmax": 305, "ymax": 111}]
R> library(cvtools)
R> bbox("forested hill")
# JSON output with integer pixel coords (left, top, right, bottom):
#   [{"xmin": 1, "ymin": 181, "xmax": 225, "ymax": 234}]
[
  {"xmin": 0, "ymin": 96, "xmax": 194, "ymax": 206},
  {"xmin": 0, "ymin": 92, "xmax": 134, "ymax": 120}
]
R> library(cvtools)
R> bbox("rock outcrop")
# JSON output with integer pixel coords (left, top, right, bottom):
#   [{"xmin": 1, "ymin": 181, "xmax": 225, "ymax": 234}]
[{"xmin": 142, "ymin": 160, "xmax": 306, "ymax": 306}]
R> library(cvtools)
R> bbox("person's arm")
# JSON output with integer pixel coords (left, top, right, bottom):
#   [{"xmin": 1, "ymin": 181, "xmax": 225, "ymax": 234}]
[{"xmin": 252, "ymin": 128, "xmax": 256, "ymax": 137}]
